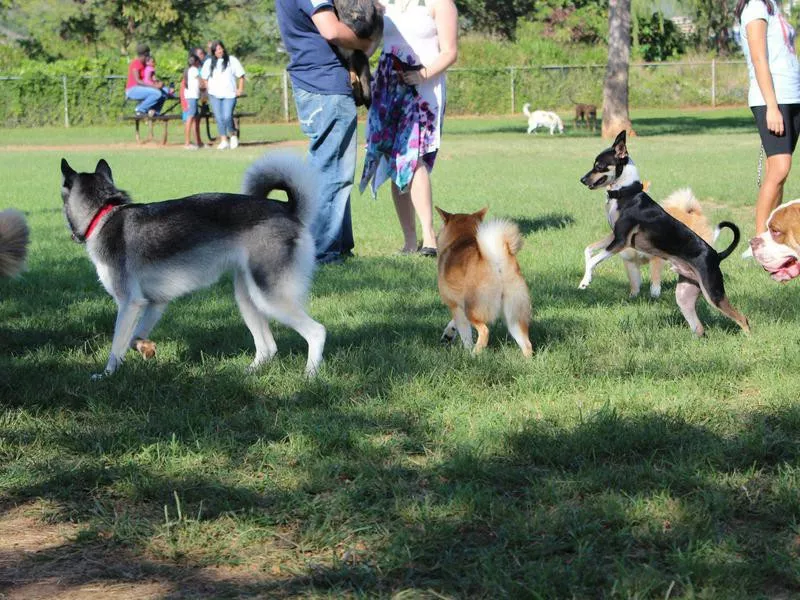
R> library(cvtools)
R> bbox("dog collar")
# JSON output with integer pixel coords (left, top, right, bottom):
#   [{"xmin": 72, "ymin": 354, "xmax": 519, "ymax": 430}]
[
  {"xmin": 607, "ymin": 182, "xmax": 644, "ymax": 199},
  {"xmin": 82, "ymin": 202, "xmax": 118, "ymax": 241}
]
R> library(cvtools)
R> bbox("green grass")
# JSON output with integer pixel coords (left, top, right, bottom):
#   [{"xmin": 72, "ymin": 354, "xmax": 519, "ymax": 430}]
[{"xmin": 2, "ymin": 107, "xmax": 800, "ymax": 598}]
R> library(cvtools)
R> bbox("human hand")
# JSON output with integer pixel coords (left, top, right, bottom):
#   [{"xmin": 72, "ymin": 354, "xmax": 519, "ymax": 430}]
[
  {"xmin": 766, "ymin": 105, "xmax": 784, "ymax": 136},
  {"xmin": 401, "ymin": 67, "xmax": 428, "ymax": 86}
]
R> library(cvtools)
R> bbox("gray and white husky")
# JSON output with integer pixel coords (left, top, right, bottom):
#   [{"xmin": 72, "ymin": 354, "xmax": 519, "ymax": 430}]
[{"xmin": 60, "ymin": 153, "xmax": 325, "ymax": 379}]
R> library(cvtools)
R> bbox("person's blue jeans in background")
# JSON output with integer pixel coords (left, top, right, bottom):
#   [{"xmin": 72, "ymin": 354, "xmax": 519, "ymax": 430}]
[
  {"xmin": 209, "ymin": 95, "xmax": 237, "ymax": 138},
  {"xmin": 293, "ymin": 87, "xmax": 356, "ymax": 263},
  {"xmin": 125, "ymin": 86, "xmax": 166, "ymax": 114}
]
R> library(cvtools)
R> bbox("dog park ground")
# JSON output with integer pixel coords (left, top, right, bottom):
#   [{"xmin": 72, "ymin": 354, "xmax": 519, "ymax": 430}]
[{"xmin": 1, "ymin": 107, "xmax": 799, "ymax": 599}]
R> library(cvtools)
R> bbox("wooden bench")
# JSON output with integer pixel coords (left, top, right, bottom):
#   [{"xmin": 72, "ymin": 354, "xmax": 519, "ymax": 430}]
[{"xmin": 122, "ymin": 97, "xmax": 257, "ymax": 146}]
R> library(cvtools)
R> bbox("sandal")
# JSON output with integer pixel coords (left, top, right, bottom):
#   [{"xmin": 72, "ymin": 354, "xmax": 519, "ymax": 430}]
[{"xmin": 418, "ymin": 247, "xmax": 437, "ymax": 258}]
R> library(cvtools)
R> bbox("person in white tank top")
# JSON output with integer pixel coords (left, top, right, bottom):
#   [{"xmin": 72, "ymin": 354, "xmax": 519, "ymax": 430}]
[{"xmin": 359, "ymin": 0, "xmax": 458, "ymax": 256}]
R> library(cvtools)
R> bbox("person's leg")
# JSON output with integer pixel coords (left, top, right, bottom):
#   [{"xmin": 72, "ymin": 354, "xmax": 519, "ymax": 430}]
[
  {"xmin": 293, "ymin": 88, "xmax": 357, "ymax": 262},
  {"xmin": 208, "ymin": 95, "xmax": 228, "ymax": 145},
  {"xmin": 756, "ymin": 154, "xmax": 791, "ymax": 234},
  {"xmin": 126, "ymin": 86, "xmax": 162, "ymax": 113},
  {"xmin": 408, "ymin": 163, "xmax": 437, "ymax": 250},
  {"xmin": 221, "ymin": 97, "xmax": 236, "ymax": 137},
  {"xmin": 391, "ymin": 183, "xmax": 417, "ymax": 252}
]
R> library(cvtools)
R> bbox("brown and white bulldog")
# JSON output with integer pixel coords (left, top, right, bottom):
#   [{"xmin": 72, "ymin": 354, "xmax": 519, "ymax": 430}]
[{"xmin": 750, "ymin": 200, "xmax": 800, "ymax": 282}]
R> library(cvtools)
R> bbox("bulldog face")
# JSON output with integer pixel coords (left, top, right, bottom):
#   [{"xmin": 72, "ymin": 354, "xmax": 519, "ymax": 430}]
[{"xmin": 750, "ymin": 200, "xmax": 800, "ymax": 282}]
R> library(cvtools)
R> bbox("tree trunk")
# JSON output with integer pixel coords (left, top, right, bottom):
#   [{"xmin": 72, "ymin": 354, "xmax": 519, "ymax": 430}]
[{"xmin": 602, "ymin": 0, "xmax": 632, "ymax": 139}]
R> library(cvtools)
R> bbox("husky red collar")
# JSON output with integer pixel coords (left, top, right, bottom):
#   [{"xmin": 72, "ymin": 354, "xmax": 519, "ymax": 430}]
[{"xmin": 82, "ymin": 202, "xmax": 118, "ymax": 241}]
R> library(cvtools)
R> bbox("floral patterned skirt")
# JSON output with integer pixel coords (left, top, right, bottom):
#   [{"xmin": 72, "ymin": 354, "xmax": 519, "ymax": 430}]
[{"xmin": 359, "ymin": 51, "xmax": 439, "ymax": 196}]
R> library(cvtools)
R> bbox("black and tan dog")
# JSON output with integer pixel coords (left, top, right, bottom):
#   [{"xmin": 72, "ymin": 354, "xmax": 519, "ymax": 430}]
[
  {"xmin": 579, "ymin": 130, "xmax": 749, "ymax": 336},
  {"xmin": 333, "ymin": 0, "xmax": 383, "ymax": 107}
]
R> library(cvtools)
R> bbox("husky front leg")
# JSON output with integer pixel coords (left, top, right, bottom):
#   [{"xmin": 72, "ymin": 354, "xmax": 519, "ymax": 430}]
[
  {"xmin": 130, "ymin": 302, "xmax": 166, "ymax": 360},
  {"xmin": 94, "ymin": 299, "xmax": 147, "ymax": 379}
]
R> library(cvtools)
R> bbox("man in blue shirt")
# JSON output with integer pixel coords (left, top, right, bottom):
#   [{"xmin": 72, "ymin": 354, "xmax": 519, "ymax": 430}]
[{"xmin": 277, "ymin": 0, "xmax": 374, "ymax": 265}]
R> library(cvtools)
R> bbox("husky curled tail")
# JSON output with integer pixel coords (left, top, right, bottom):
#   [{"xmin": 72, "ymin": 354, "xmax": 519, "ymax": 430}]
[
  {"xmin": 0, "ymin": 209, "xmax": 29, "ymax": 277},
  {"xmin": 241, "ymin": 152, "xmax": 319, "ymax": 227}
]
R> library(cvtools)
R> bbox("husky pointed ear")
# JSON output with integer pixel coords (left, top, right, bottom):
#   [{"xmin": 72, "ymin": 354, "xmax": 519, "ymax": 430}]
[
  {"xmin": 435, "ymin": 206, "xmax": 452, "ymax": 223},
  {"xmin": 612, "ymin": 130, "xmax": 628, "ymax": 159},
  {"xmin": 474, "ymin": 207, "xmax": 488, "ymax": 221},
  {"xmin": 61, "ymin": 158, "xmax": 77, "ymax": 189},
  {"xmin": 95, "ymin": 159, "xmax": 113, "ymax": 183}
]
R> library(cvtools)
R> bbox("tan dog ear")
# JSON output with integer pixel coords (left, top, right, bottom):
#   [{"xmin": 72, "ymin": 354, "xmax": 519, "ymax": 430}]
[
  {"xmin": 642, "ymin": 180, "xmax": 651, "ymax": 193},
  {"xmin": 474, "ymin": 207, "xmax": 488, "ymax": 221},
  {"xmin": 435, "ymin": 206, "xmax": 452, "ymax": 223}
]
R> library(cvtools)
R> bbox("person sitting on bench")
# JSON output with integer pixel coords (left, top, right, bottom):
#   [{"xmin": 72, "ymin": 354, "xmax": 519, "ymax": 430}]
[{"xmin": 125, "ymin": 44, "xmax": 167, "ymax": 117}]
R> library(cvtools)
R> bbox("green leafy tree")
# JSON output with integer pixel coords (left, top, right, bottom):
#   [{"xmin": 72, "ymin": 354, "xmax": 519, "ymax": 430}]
[{"xmin": 636, "ymin": 11, "xmax": 684, "ymax": 61}]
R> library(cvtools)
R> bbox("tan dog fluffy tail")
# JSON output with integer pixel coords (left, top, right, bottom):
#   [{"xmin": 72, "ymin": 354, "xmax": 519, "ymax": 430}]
[
  {"xmin": 662, "ymin": 187, "xmax": 701, "ymax": 215},
  {"xmin": 0, "ymin": 209, "xmax": 29, "ymax": 278},
  {"xmin": 661, "ymin": 187, "xmax": 715, "ymax": 244},
  {"xmin": 477, "ymin": 219, "xmax": 524, "ymax": 263}
]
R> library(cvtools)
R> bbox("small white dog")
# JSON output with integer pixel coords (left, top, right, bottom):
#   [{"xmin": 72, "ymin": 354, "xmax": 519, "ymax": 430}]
[{"xmin": 523, "ymin": 103, "xmax": 564, "ymax": 135}]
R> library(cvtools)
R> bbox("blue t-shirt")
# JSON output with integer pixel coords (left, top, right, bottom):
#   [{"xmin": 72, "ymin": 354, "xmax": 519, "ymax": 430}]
[{"xmin": 276, "ymin": 0, "xmax": 352, "ymax": 95}]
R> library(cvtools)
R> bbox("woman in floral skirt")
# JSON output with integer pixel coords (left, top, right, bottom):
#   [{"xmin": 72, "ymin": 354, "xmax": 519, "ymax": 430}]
[{"xmin": 359, "ymin": 0, "xmax": 458, "ymax": 256}]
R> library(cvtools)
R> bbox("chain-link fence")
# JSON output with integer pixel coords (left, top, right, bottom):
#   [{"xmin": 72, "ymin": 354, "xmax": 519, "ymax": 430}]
[{"xmin": 0, "ymin": 60, "xmax": 748, "ymax": 128}]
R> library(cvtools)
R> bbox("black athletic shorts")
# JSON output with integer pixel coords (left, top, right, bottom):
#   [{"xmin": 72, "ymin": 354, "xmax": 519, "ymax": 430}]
[{"xmin": 752, "ymin": 103, "xmax": 800, "ymax": 156}]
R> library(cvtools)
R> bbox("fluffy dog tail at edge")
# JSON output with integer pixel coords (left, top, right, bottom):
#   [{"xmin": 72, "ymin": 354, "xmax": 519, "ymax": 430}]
[
  {"xmin": 522, "ymin": 103, "xmax": 532, "ymax": 117},
  {"xmin": 241, "ymin": 152, "xmax": 319, "ymax": 226},
  {"xmin": 0, "ymin": 209, "xmax": 29, "ymax": 278},
  {"xmin": 715, "ymin": 221, "xmax": 740, "ymax": 261},
  {"xmin": 477, "ymin": 219, "xmax": 524, "ymax": 263},
  {"xmin": 662, "ymin": 187, "xmax": 701, "ymax": 215}
]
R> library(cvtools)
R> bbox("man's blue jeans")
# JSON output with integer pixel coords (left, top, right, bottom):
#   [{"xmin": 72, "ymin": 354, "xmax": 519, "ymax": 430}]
[
  {"xmin": 125, "ymin": 86, "xmax": 166, "ymax": 114},
  {"xmin": 209, "ymin": 95, "xmax": 238, "ymax": 138},
  {"xmin": 293, "ymin": 87, "xmax": 356, "ymax": 262}
]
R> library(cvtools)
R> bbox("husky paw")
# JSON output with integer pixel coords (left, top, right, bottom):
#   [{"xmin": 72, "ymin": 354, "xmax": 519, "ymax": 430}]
[
  {"xmin": 90, "ymin": 372, "xmax": 106, "ymax": 381},
  {"xmin": 578, "ymin": 278, "xmax": 591, "ymax": 290}
]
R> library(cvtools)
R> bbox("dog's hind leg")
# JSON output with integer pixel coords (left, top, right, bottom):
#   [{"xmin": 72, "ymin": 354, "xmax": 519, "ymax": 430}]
[
  {"xmin": 623, "ymin": 259, "xmax": 642, "ymax": 298},
  {"xmin": 649, "ymin": 256, "xmax": 664, "ymax": 298},
  {"xmin": 453, "ymin": 306, "xmax": 474, "ymax": 351},
  {"xmin": 130, "ymin": 302, "xmax": 166, "ymax": 360},
  {"xmin": 98, "ymin": 299, "xmax": 148, "ymax": 378},
  {"xmin": 472, "ymin": 322, "xmax": 490, "ymax": 354},
  {"xmin": 234, "ymin": 274, "xmax": 278, "ymax": 373},
  {"xmin": 698, "ymin": 266, "xmax": 751, "ymax": 334},
  {"xmin": 675, "ymin": 276, "xmax": 704, "ymax": 337}
]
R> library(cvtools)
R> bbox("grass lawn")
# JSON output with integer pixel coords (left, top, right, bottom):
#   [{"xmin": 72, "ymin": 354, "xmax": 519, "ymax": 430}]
[{"xmin": 2, "ymin": 107, "xmax": 800, "ymax": 599}]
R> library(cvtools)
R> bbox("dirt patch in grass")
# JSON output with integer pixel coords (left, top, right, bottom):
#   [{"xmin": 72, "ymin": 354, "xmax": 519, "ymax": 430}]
[{"xmin": 0, "ymin": 503, "xmax": 308, "ymax": 600}]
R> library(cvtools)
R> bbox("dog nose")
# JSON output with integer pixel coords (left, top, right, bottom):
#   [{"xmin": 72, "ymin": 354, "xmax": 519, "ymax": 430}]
[
  {"xmin": 580, "ymin": 174, "xmax": 590, "ymax": 185},
  {"xmin": 749, "ymin": 236, "xmax": 764, "ymax": 250}
]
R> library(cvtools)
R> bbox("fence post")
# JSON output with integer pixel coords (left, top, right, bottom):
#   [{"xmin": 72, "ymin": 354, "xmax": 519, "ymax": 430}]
[
  {"xmin": 711, "ymin": 59, "xmax": 716, "ymax": 108},
  {"xmin": 510, "ymin": 67, "xmax": 516, "ymax": 115},
  {"xmin": 282, "ymin": 70, "xmax": 289, "ymax": 122},
  {"xmin": 62, "ymin": 75, "xmax": 70, "ymax": 128}
]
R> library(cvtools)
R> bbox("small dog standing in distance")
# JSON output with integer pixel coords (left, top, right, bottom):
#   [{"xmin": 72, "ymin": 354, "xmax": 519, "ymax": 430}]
[
  {"xmin": 579, "ymin": 130, "xmax": 749, "ymax": 336},
  {"xmin": 523, "ymin": 103, "xmax": 564, "ymax": 135},
  {"xmin": 574, "ymin": 103, "xmax": 597, "ymax": 132},
  {"xmin": 0, "ymin": 209, "xmax": 29, "ymax": 277},
  {"xmin": 436, "ymin": 207, "xmax": 532, "ymax": 356},
  {"xmin": 60, "ymin": 153, "xmax": 326, "ymax": 379}
]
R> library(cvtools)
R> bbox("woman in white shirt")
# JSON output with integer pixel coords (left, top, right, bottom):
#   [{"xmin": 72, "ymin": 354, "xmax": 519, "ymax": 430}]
[
  {"xmin": 201, "ymin": 40, "xmax": 246, "ymax": 150},
  {"xmin": 737, "ymin": 0, "xmax": 800, "ymax": 236}
]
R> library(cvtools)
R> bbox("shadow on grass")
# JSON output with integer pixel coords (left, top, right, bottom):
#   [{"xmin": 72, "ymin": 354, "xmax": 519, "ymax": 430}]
[{"xmin": 2, "ymin": 406, "xmax": 800, "ymax": 598}]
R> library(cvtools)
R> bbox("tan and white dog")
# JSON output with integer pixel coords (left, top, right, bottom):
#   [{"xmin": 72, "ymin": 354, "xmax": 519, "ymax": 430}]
[
  {"xmin": 523, "ymin": 104, "xmax": 564, "ymax": 135},
  {"xmin": 436, "ymin": 207, "xmax": 533, "ymax": 356},
  {"xmin": 750, "ymin": 200, "xmax": 800, "ymax": 282}
]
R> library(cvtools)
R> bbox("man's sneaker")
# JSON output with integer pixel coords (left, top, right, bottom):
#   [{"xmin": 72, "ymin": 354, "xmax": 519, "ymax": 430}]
[
  {"xmin": 147, "ymin": 109, "xmax": 157, "ymax": 118},
  {"xmin": 217, "ymin": 140, "xmax": 230, "ymax": 150},
  {"xmin": 230, "ymin": 135, "xmax": 239, "ymax": 149}
]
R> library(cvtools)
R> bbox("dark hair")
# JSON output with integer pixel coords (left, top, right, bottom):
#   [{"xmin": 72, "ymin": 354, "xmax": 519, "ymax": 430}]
[
  {"xmin": 735, "ymin": 0, "xmax": 774, "ymax": 22},
  {"xmin": 184, "ymin": 53, "xmax": 201, "ymax": 83},
  {"xmin": 209, "ymin": 40, "xmax": 229, "ymax": 76}
]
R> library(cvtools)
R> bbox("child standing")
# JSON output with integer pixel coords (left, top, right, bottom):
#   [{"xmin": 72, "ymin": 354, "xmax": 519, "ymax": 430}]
[{"xmin": 182, "ymin": 54, "xmax": 203, "ymax": 149}]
